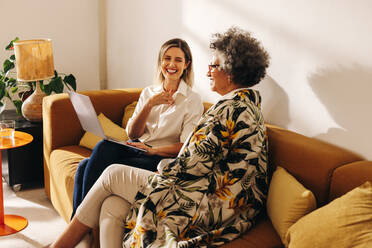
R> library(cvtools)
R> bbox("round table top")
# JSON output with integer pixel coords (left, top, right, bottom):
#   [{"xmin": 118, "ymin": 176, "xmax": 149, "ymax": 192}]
[{"xmin": 0, "ymin": 131, "xmax": 33, "ymax": 150}]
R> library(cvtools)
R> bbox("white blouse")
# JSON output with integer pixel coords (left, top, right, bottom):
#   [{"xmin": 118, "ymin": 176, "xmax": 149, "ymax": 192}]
[{"xmin": 126, "ymin": 80, "xmax": 203, "ymax": 147}]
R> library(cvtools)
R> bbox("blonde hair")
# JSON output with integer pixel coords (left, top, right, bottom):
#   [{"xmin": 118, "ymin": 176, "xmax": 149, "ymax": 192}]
[{"xmin": 154, "ymin": 38, "xmax": 194, "ymax": 87}]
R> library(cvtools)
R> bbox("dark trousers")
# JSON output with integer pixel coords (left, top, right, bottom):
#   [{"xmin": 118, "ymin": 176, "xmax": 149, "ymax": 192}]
[{"xmin": 71, "ymin": 140, "xmax": 163, "ymax": 218}]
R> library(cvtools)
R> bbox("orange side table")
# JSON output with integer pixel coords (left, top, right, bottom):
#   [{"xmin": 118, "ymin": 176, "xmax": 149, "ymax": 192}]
[{"xmin": 0, "ymin": 131, "xmax": 33, "ymax": 236}]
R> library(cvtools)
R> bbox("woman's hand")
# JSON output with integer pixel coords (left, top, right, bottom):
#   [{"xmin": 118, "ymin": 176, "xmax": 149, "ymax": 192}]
[
  {"xmin": 126, "ymin": 141, "xmax": 183, "ymax": 157},
  {"xmin": 147, "ymin": 92, "xmax": 175, "ymax": 108},
  {"xmin": 126, "ymin": 141, "xmax": 156, "ymax": 155},
  {"xmin": 128, "ymin": 92, "xmax": 174, "ymax": 140}
]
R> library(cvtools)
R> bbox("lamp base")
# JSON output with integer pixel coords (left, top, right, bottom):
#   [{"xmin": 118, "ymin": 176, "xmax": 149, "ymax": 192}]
[
  {"xmin": 21, "ymin": 82, "xmax": 45, "ymax": 122},
  {"xmin": 0, "ymin": 215, "xmax": 28, "ymax": 236}
]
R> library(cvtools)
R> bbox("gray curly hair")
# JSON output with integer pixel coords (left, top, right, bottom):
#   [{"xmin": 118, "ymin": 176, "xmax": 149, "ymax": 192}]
[{"xmin": 210, "ymin": 27, "xmax": 270, "ymax": 87}]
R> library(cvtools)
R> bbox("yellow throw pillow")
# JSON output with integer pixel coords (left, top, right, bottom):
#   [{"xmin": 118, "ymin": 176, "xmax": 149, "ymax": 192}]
[
  {"xmin": 121, "ymin": 101, "xmax": 137, "ymax": 128},
  {"xmin": 79, "ymin": 131, "xmax": 102, "ymax": 150},
  {"xmin": 79, "ymin": 113, "xmax": 128, "ymax": 150},
  {"xmin": 285, "ymin": 181, "xmax": 372, "ymax": 248},
  {"xmin": 266, "ymin": 166, "xmax": 317, "ymax": 244}
]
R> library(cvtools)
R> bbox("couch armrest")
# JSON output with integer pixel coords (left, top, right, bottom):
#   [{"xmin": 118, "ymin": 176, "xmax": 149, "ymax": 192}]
[
  {"xmin": 329, "ymin": 160, "xmax": 372, "ymax": 201},
  {"xmin": 42, "ymin": 88, "xmax": 142, "ymax": 197},
  {"xmin": 265, "ymin": 124, "xmax": 364, "ymax": 206}
]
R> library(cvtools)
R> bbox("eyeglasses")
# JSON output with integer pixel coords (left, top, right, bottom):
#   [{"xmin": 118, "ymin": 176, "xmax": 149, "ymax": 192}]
[{"xmin": 208, "ymin": 64, "xmax": 220, "ymax": 70}]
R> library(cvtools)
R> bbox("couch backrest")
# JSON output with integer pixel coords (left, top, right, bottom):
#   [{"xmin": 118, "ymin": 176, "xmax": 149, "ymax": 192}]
[
  {"xmin": 329, "ymin": 160, "xmax": 372, "ymax": 201},
  {"xmin": 266, "ymin": 124, "xmax": 363, "ymax": 207}
]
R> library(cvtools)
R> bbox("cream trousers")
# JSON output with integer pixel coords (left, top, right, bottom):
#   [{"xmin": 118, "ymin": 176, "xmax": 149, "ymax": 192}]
[{"xmin": 75, "ymin": 163, "xmax": 155, "ymax": 248}]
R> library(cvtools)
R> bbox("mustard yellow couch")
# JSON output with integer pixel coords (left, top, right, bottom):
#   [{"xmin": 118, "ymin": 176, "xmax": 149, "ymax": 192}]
[{"xmin": 43, "ymin": 88, "xmax": 372, "ymax": 247}]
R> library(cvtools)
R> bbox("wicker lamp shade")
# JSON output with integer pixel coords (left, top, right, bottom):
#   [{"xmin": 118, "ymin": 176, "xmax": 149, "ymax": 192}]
[
  {"xmin": 13, "ymin": 39, "xmax": 55, "ymax": 122},
  {"xmin": 13, "ymin": 39, "xmax": 55, "ymax": 82}
]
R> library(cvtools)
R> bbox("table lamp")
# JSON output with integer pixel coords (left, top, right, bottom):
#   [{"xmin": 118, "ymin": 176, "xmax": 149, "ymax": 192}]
[{"xmin": 13, "ymin": 39, "xmax": 55, "ymax": 122}]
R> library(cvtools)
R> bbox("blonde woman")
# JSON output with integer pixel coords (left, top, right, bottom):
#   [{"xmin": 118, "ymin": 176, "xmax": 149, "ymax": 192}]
[{"xmin": 71, "ymin": 38, "xmax": 203, "ymax": 218}]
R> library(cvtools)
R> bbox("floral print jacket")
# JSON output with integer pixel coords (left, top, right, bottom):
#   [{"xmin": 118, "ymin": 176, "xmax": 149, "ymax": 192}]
[{"xmin": 123, "ymin": 89, "xmax": 268, "ymax": 248}]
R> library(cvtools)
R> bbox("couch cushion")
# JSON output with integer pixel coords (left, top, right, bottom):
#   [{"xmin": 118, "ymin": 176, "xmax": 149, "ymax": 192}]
[
  {"xmin": 49, "ymin": 146, "xmax": 91, "ymax": 222},
  {"xmin": 267, "ymin": 166, "xmax": 316, "ymax": 243},
  {"xmin": 266, "ymin": 124, "xmax": 363, "ymax": 206},
  {"xmin": 329, "ymin": 161, "xmax": 372, "ymax": 201},
  {"xmin": 121, "ymin": 101, "xmax": 137, "ymax": 128},
  {"xmin": 285, "ymin": 181, "xmax": 372, "ymax": 248},
  {"xmin": 79, "ymin": 113, "xmax": 128, "ymax": 150},
  {"xmin": 221, "ymin": 217, "xmax": 283, "ymax": 248}
]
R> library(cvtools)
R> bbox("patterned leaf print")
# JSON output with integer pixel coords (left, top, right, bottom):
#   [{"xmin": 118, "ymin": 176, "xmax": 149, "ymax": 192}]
[
  {"xmin": 178, "ymin": 179, "xmax": 204, "ymax": 188},
  {"xmin": 134, "ymin": 192, "xmax": 147, "ymax": 201},
  {"xmin": 144, "ymin": 199, "xmax": 156, "ymax": 213},
  {"xmin": 215, "ymin": 172, "xmax": 238, "ymax": 200},
  {"xmin": 240, "ymin": 173, "xmax": 253, "ymax": 191},
  {"xmin": 231, "ymin": 168, "xmax": 246, "ymax": 180},
  {"xmin": 167, "ymin": 209, "xmax": 192, "ymax": 218},
  {"xmin": 225, "ymin": 150, "xmax": 246, "ymax": 163},
  {"xmin": 207, "ymin": 175, "xmax": 217, "ymax": 195},
  {"xmin": 231, "ymin": 107, "xmax": 246, "ymax": 123},
  {"xmin": 177, "ymin": 172, "xmax": 202, "ymax": 181},
  {"xmin": 124, "ymin": 220, "xmax": 136, "ymax": 234},
  {"xmin": 217, "ymin": 208, "xmax": 223, "ymax": 227},
  {"xmin": 175, "ymin": 189, "xmax": 195, "ymax": 202},
  {"xmin": 190, "ymin": 127, "xmax": 207, "ymax": 146},
  {"xmin": 255, "ymin": 173, "xmax": 269, "ymax": 196},
  {"xmin": 194, "ymin": 137, "xmax": 223, "ymax": 163},
  {"xmin": 233, "ymin": 121, "xmax": 251, "ymax": 134},
  {"xmin": 248, "ymin": 158, "xmax": 259, "ymax": 167},
  {"xmin": 179, "ymin": 201, "xmax": 196, "ymax": 212},
  {"xmin": 211, "ymin": 123, "xmax": 226, "ymax": 141},
  {"xmin": 221, "ymin": 225, "xmax": 240, "ymax": 235},
  {"xmin": 214, "ymin": 99, "xmax": 228, "ymax": 112},
  {"xmin": 143, "ymin": 229, "xmax": 156, "ymax": 247},
  {"xmin": 208, "ymin": 202, "xmax": 215, "ymax": 227},
  {"xmin": 216, "ymin": 160, "xmax": 229, "ymax": 174},
  {"xmin": 122, "ymin": 89, "xmax": 268, "ymax": 247},
  {"xmin": 181, "ymin": 186, "xmax": 202, "ymax": 193}
]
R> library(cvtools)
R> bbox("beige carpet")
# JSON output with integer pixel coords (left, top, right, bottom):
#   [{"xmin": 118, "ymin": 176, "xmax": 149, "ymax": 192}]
[{"xmin": 0, "ymin": 182, "xmax": 67, "ymax": 248}]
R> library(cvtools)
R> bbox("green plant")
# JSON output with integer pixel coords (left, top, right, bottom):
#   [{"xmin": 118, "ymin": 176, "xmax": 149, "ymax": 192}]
[{"xmin": 0, "ymin": 37, "xmax": 77, "ymax": 115}]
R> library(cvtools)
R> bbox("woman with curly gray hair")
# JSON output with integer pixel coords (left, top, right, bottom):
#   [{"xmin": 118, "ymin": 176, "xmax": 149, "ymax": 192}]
[
  {"xmin": 208, "ymin": 26, "xmax": 269, "ymax": 94},
  {"xmin": 51, "ymin": 27, "xmax": 270, "ymax": 248}
]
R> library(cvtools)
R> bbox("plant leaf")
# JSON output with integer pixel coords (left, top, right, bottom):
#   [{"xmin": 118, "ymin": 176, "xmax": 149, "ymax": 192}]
[
  {"xmin": 50, "ymin": 76, "xmax": 64, "ymax": 94},
  {"xmin": 7, "ymin": 77, "xmax": 17, "ymax": 87},
  {"xmin": 3, "ymin": 59, "xmax": 14, "ymax": 73},
  {"xmin": 5, "ymin": 37, "xmax": 19, "ymax": 50},
  {"xmin": 42, "ymin": 81, "xmax": 52, "ymax": 95},
  {"xmin": 12, "ymin": 100, "xmax": 23, "ymax": 116},
  {"xmin": 11, "ymin": 86, "xmax": 18, "ymax": 94},
  {"xmin": 0, "ymin": 81, "xmax": 6, "ymax": 100},
  {"xmin": 63, "ymin": 74, "xmax": 76, "ymax": 91}
]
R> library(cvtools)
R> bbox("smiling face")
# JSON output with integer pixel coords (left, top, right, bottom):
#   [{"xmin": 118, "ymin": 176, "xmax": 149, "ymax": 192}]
[
  {"xmin": 207, "ymin": 54, "xmax": 230, "ymax": 95},
  {"xmin": 161, "ymin": 47, "xmax": 189, "ymax": 84}
]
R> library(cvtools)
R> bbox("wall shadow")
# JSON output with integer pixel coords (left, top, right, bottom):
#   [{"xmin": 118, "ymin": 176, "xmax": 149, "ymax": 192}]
[
  {"xmin": 255, "ymin": 75, "xmax": 290, "ymax": 128},
  {"xmin": 309, "ymin": 64, "xmax": 372, "ymax": 159},
  {"xmin": 215, "ymin": 0, "xmax": 345, "ymax": 61}
]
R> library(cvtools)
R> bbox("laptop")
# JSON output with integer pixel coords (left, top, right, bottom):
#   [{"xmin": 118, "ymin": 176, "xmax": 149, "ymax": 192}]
[{"xmin": 68, "ymin": 91, "xmax": 146, "ymax": 153}]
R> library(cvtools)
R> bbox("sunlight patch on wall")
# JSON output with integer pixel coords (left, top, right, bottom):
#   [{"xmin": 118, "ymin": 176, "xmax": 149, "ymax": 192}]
[{"xmin": 177, "ymin": 0, "xmax": 372, "ymax": 159}]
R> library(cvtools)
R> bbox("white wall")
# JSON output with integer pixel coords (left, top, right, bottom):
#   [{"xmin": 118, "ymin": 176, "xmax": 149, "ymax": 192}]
[
  {"xmin": 2, "ymin": 1, "xmax": 371, "ymax": 160},
  {"xmin": 0, "ymin": 0, "xmax": 100, "ymax": 93},
  {"xmin": 105, "ymin": 1, "xmax": 184, "ymax": 88},
  {"xmin": 106, "ymin": 0, "xmax": 372, "ymax": 160}
]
